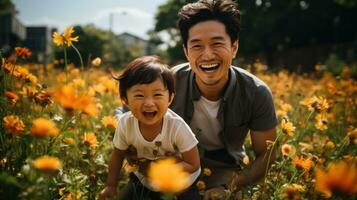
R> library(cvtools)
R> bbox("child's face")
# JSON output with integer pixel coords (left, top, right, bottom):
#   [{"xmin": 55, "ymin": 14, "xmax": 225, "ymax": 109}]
[{"xmin": 125, "ymin": 78, "xmax": 174, "ymax": 128}]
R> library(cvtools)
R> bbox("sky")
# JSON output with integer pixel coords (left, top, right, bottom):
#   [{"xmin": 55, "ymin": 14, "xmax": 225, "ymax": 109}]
[{"xmin": 12, "ymin": 0, "xmax": 168, "ymax": 40}]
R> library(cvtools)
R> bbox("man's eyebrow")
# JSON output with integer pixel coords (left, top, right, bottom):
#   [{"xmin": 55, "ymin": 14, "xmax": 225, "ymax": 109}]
[{"xmin": 188, "ymin": 38, "xmax": 201, "ymax": 44}]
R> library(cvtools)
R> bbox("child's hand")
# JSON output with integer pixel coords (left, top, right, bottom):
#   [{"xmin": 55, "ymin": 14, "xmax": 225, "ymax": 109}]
[{"xmin": 98, "ymin": 186, "xmax": 116, "ymax": 200}]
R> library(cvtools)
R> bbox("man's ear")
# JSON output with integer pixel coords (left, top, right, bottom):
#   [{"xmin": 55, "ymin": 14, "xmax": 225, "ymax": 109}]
[
  {"xmin": 232, "ymin": 40, "xmax": 239, "ymax": 58},
  {"xmin": 183, "ymin": 45, "xmax": 189, "ymax": 59}
]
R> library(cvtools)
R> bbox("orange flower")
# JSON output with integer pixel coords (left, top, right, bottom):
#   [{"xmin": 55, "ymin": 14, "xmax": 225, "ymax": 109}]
[
  {"xmin": 30, "ymin": 118, "xmax": 59, "ymax": 137},
  {"xmin": 34, "ymin": 90, "xmax": 53, "ymax": 107},
  {"xmin": 293, "ymin": 155, "xmax": 313, "ymax": 180},
  {"xmin": 52, "ymin": 85, "xmax": 99, "ymax": 117},
  {"xmin": 3, "ymin": 115, "xmax": 25, "ymax": 136},
  {"xmin": 281, "ymin": 119, "xmax": 296, "ymax": 136},
  {"xmin": 33, "ymin": 156, "xmax": 61, "ymax": 172},
  {"xmin": 14, "ymin": 47, "xmax": 32, "ymax": 59},
  {"xmin": 5, "ymin": 91, "xmax": 19, "ymax": 104},
  {"xmin": 84, "ymin": 132, "xmax": 98, "ymax": 149},
  {"xmin": 101, "ymin": 116, "xmax": 117, "ymax": 129},
  {"xmin": 315, "ymin": 160, "xmax": 357, "ymax": 198},
  {"xmin": 148, "ymin": 158, "xmax": 190, "ymax": 193},
  {"xmin": 281, "ymin": 144, "xmax": 296, "ymax": 157},
  {"xmin": 293, "ymin": 156, "xmax": 313, "ymax": 171}
]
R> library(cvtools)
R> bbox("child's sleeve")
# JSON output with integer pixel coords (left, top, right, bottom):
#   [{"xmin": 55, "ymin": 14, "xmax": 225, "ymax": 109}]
[
  {"xmin": 174, "ymin": 120, "xmax": 199, "ymax": 153},
  {"xmin": 112, "ymin": 117, "xmax": 128, "ymax": 150}
]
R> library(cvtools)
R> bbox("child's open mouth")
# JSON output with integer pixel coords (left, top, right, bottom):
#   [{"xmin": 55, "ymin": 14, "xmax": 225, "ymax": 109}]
[{"xmin": 143, "ymin": 111, "xmax": 157, "ymax": 118}]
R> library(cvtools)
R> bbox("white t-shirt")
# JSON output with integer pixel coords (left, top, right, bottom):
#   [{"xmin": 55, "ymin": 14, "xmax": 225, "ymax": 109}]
[
  {"xmin": 113, "ymin": 109, "xmax": 201, "ymax": 190},
  {"xmin": 190, "ymin": 96, "xmax": 224, "ymax": 150}
]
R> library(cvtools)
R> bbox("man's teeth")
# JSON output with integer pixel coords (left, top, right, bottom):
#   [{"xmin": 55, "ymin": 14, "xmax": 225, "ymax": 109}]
[{"xmin": 201, "ymin": 63, "xmax": 219, "ymax": 69}]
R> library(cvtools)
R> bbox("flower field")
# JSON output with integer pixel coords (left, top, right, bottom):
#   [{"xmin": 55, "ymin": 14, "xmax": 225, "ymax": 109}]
[{"xmin": 1, "ymin": 28, "xmax": 356, "ymax": 200}]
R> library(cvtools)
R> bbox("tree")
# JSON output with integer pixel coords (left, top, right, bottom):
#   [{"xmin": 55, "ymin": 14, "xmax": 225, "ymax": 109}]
[{"xmin": 154, "ymin": 0, "xmax": 357, "ymax": 69}]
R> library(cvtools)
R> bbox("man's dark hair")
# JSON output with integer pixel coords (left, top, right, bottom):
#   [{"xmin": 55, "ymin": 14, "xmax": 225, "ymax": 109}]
[
  {"xmin": 114, "ymin": 56, "xmax": 175, "ymax": 101},
  {"xmin": 177, "ymin": 0, "xmax": 240, "ymax": 48}
]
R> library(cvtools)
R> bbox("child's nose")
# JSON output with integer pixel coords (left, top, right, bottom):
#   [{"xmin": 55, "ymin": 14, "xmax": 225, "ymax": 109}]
[{"xmin": 143, "ymin": 97, "xmax": 155, "ymax": 106}]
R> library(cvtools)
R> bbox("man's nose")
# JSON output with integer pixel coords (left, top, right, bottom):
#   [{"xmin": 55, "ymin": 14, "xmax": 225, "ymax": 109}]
[{"xmin": 201, "ymin": 47, "xmax": 215, "ymax": 60}]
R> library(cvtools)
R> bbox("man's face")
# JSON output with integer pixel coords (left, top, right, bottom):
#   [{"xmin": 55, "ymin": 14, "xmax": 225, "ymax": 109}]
[{"xmin": 184, "ymin": 20, "xmax": 238, "ymax": 87}]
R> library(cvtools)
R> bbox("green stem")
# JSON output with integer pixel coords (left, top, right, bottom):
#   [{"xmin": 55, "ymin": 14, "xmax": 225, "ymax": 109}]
[
  {"xmin": 63, "ymin": 45, "xmax": 68, "ymax": 83},
  {"xmin": 72, "ymin": 44, "xmax": 84, "ymax": 71}
]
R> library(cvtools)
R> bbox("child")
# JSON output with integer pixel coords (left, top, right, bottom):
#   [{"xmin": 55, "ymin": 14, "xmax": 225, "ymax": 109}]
[{"xmin": 99, "ymin": 56, "xmax": 201, "ymax": 200}]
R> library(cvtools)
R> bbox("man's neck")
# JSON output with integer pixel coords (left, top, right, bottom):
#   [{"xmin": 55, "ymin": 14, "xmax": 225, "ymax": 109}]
[{"xmin": 196, "ymin": 77, "xmax": 228, "ymax": 101}]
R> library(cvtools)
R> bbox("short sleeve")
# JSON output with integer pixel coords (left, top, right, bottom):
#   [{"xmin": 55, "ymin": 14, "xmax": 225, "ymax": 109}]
[
  {"xmin": 249, "ymin": 85, "xmax": 277, "ymax": 131},
  {"xmin": 112, "ymin": 117, "xmax": 129, "ymax": 150},
  {"xmin": 174, "ymin": 120, "xmax": 199, "ymax": 153}
]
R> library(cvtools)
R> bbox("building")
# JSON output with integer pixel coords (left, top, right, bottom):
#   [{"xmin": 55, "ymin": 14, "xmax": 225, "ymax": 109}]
[
  {"xmin": 117, "ymin": 32, "xmax": 156, "ymax": 55},
  {"xmin": 24, "ymin": 26, "xmax": 54, "ymax": 63},
  {"xmin": 0, "ymin": 2, "xmax": 26, "ymax": 56}
]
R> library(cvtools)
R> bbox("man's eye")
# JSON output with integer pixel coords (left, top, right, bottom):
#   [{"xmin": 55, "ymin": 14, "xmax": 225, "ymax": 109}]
[{"xmin": 191, "ymin": 45, "xmax": 201, "ymax": 49}]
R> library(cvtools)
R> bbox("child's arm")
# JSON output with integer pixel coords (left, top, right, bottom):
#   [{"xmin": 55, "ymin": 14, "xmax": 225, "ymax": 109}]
[
  {"xmin": 99, "ymin": 148, "xmax": 126, "ymax": 200},
  {"xmin": 180, "ymin": 146, "xmax": 200, "ymax": 173}
]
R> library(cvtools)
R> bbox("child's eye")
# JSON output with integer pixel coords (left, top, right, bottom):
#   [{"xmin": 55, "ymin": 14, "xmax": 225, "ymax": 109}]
[
  {"xmin": 154, "ymin": 93, "xmax": 163, "ymax": 97},
  {"xmin": 134, "ymin": 94, "xmax": 144, "ymax": 98}
]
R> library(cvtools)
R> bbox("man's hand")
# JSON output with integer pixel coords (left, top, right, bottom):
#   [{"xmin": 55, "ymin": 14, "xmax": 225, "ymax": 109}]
[
  {"xmin": 98, "ymin": 186, "xmax": 116, "ymax": 200},
  {"xmin": 203, "ymin": 186, "xmax": 226, "ymax": 200}
]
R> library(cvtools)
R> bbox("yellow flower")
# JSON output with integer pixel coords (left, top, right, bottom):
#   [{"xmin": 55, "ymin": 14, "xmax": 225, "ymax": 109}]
[
  {"xmin": 315, "ymin": 160, "xmax": 357, "ymax": 198},
  {"xmin": 281, "ymin": 183, "xmax": 305, "ymax": 199},
  {"xmin": 33, "ymin": 156, "xmax": 61, "ymax": 172},
  {"xmin": 52, "ymin": 26, "xmax": 79, "ymax": 47},
  {"xmin": 325, "ymin": 140, "xmax": 335, "ymax": 149},
  {"xmin": 196, "ymin": 180, "xmax": 206, "ymax": 191},
  {"xmin": 281, "ymin": 144, "xmax": 296, "ymax": 157},
  {"xmin": 203, "ymin": 168, "xmax": 212, "ymax": 176},
  {"xmin": 84, "ymin": 132, "xmax": 98, "ymax": 149},
  {"xmin": 315, "ymin": 113, "xmax": 328, "ymax": 131},
  {"xmin": 281, "ymin": 119, "xmax": 296, "ymax": 136},
  {"xmin": 63, "ymin": 137, "xmax": 75, "ymax": 145},
  {"xmin": 101, "ymin": 116, "xmax": 117, "ymax": 129},
  {"xmin": 347, "ymin": 128, "xmax": 357, "ymax": 144},
  {"xmin": 91, "ymin": 57, "xmax": 101, "ymax": 66},
  {"xmin": 30, "ymin": 118, "xmax": 59, "ymax": 137},
  {"xmin": 148, "ymin": 158, "xmax": 190, "ymax": 193},
  {"xmin": 3, "ymin": 115, "xmax": 25, "ymax": 136}
]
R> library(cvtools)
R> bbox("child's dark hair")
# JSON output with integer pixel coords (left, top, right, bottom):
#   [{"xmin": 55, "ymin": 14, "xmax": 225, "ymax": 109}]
[{"xmin": 114, "ymin": 56, "xmax": 175, "ymax": 101}]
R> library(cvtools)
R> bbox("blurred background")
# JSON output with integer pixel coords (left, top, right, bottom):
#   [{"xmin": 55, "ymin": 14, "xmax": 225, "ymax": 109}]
[{"xmin": 1, "ymin": 0, "xmax": 357, "ymax": 77}]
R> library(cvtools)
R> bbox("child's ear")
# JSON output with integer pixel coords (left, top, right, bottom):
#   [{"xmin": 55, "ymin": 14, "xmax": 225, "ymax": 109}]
[
  {"xmin": 121, "ymin": 98, "xmax": 128, "ymax": 105},
  {"xmin": 168, "ymin": 93, "xmax": 175, "ymax": 105}
]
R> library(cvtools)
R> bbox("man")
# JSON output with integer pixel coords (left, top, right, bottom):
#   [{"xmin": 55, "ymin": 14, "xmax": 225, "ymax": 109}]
[{"xmin": 170, "ymin": 0, "xmax": 277, "ymax": 199}]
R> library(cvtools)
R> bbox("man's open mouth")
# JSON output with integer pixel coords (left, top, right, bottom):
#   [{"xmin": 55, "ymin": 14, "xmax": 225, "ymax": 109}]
[{"xmin": 200, "ymin": 63, "xmax": 219, "ymax": 72}]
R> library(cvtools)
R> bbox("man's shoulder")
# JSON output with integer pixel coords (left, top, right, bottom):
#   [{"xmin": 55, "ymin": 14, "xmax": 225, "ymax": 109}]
[
  {"xmin": 171, "ymin": 62, "xmax": 191, "ymax": 75},
  {"xmin": 231, "ymin": 66, "xmax": 269, "ymax": 89}
]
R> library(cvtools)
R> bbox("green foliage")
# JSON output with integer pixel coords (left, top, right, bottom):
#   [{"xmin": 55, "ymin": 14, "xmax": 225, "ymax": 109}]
[{"xmin": 154, "ymin": 0, "xmax": 357, "ymax": 69}]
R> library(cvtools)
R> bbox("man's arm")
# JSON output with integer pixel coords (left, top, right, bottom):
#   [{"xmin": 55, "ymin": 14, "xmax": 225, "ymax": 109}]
[{"xmin": 233, "ymin": 127, "xmax": 276, "ymax": 190}]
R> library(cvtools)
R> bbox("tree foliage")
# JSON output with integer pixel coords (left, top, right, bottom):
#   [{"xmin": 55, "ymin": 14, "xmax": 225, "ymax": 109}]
[{"xmin": 154, "ymin": 0, "xmax": 357, "ymax": 69}]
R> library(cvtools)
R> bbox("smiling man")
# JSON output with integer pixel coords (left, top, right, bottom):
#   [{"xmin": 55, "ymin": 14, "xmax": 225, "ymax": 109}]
[{"xmin": 170, "ymin": 0, "xmax": 278, "ymax": 199}]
